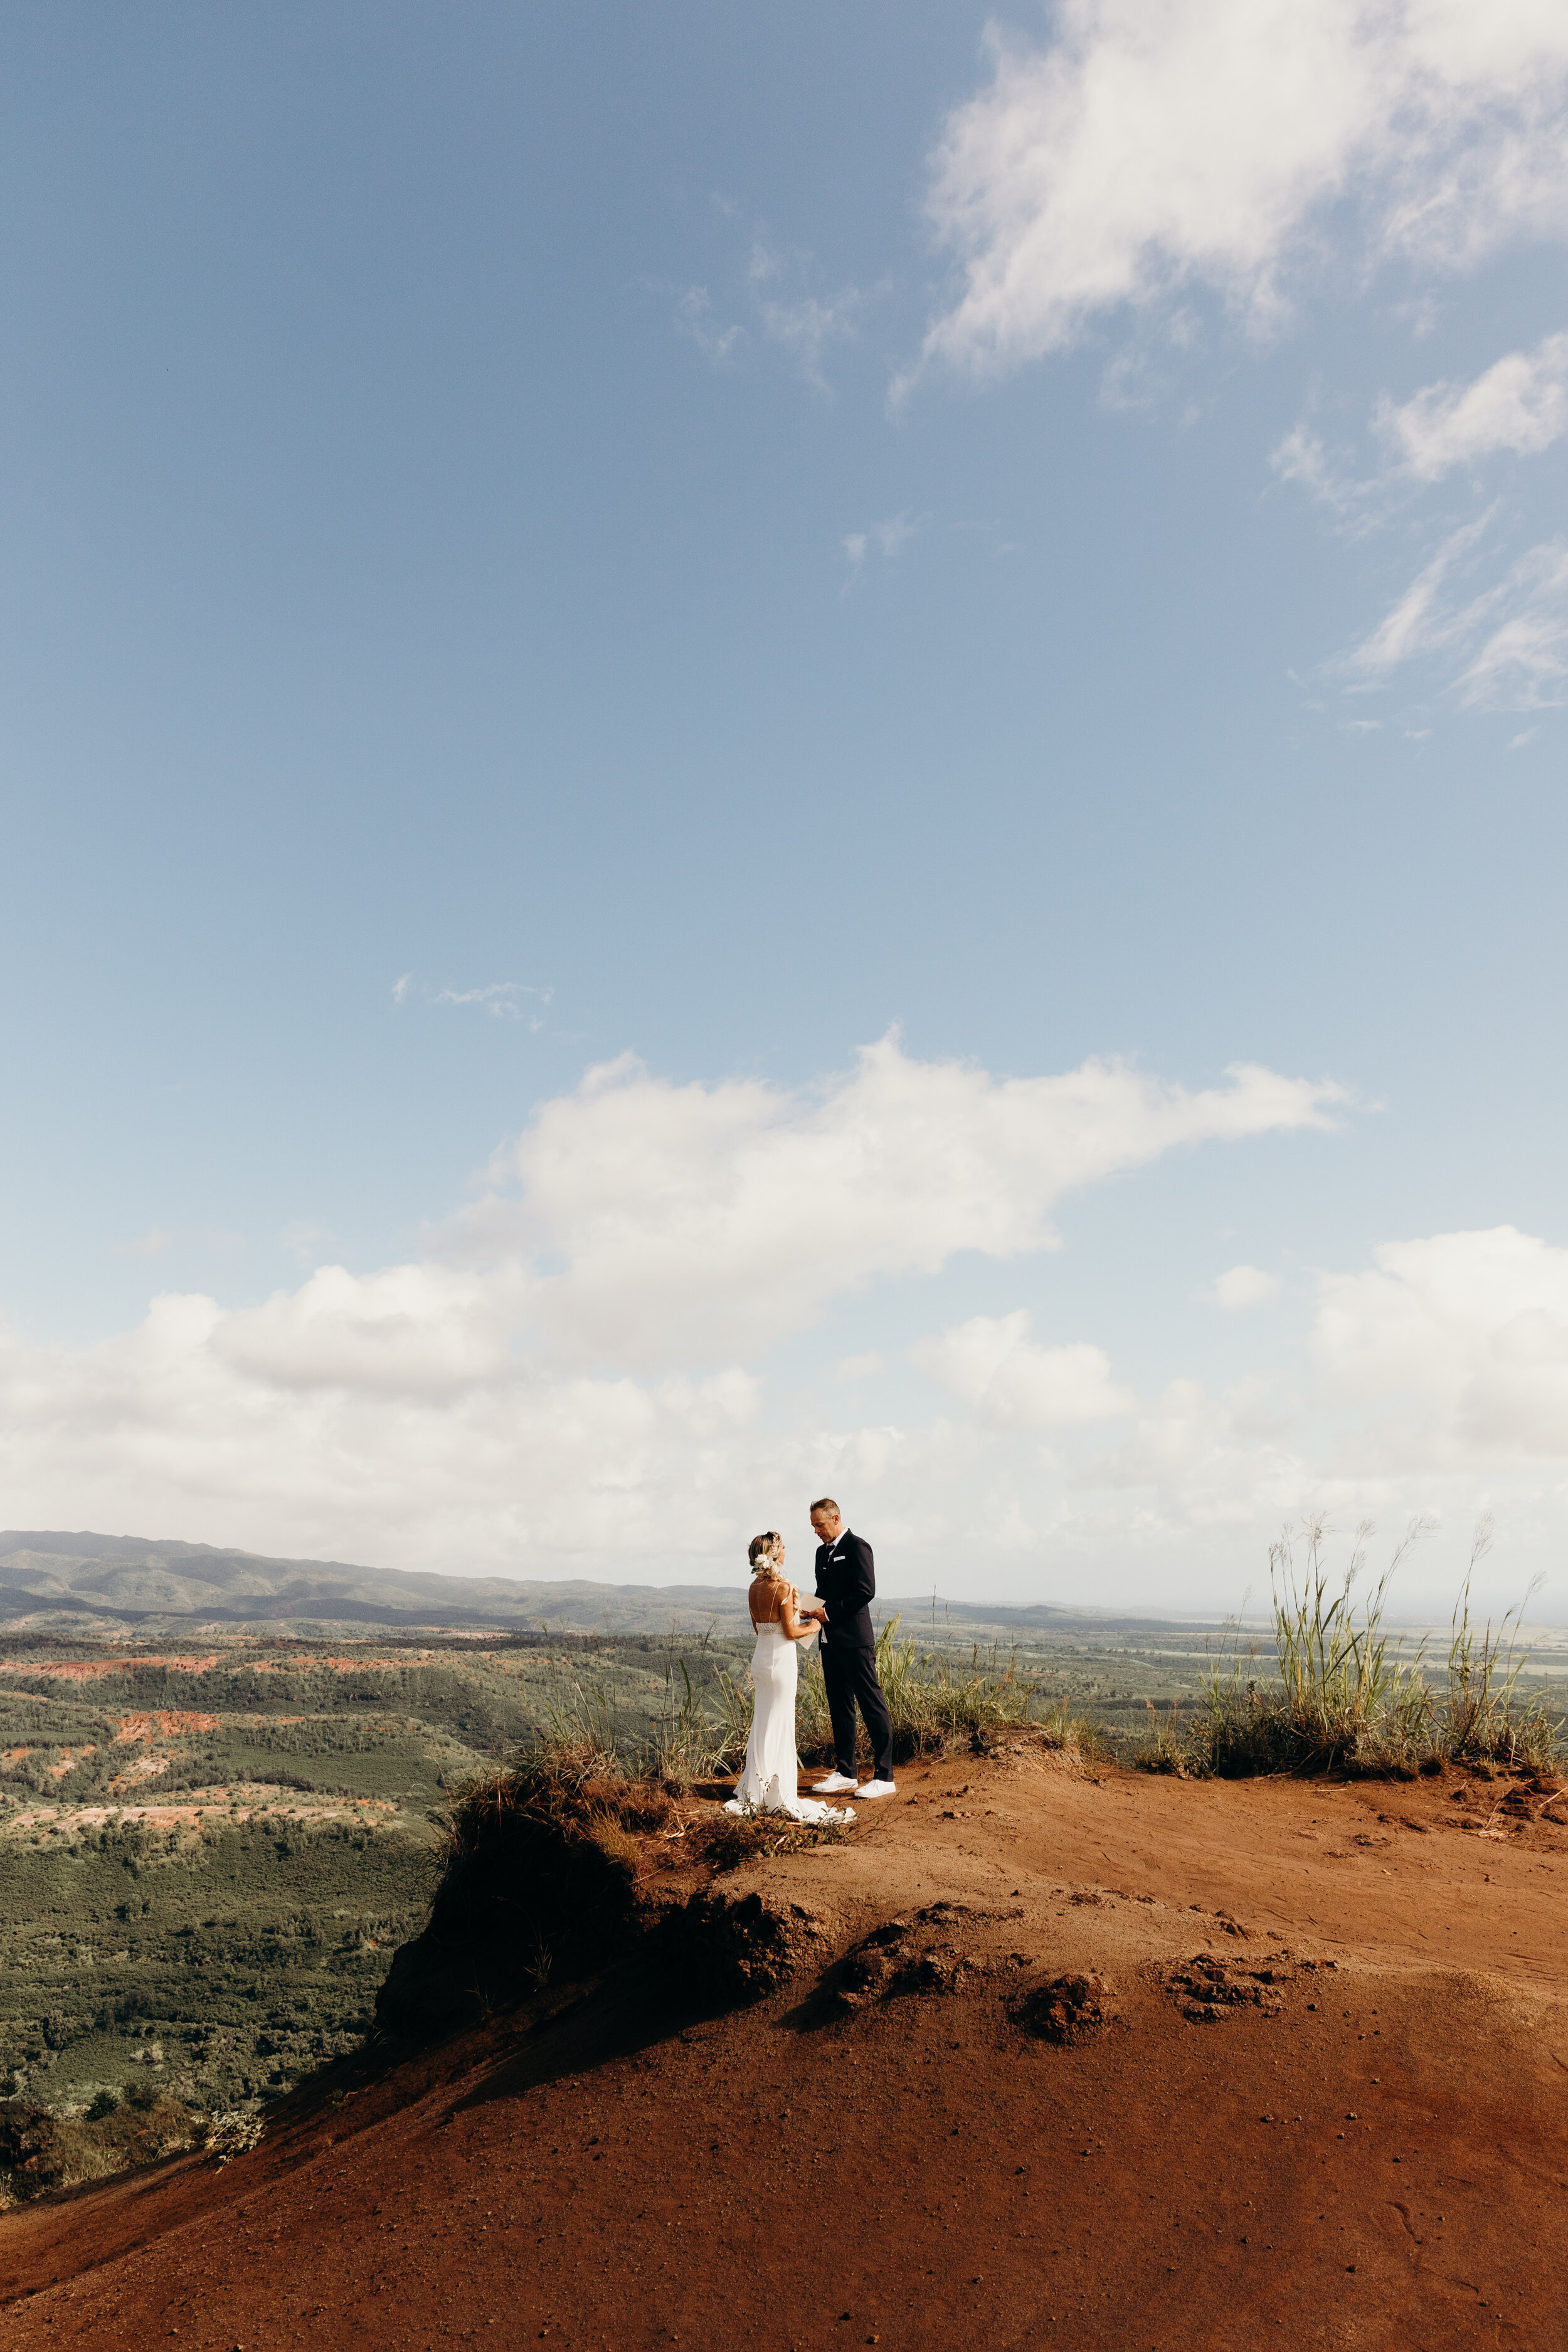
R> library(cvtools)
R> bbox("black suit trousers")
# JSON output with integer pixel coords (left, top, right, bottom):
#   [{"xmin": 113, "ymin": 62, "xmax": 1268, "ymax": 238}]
[{"xmin": 822, "ymin": 1635, "xmax": 894, "ymax": 1782}]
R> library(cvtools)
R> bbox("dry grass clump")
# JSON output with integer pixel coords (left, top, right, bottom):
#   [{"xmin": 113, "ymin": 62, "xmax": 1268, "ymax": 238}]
[
  {"xmin": 537, "ymin": 1661, "xmax": 751, "ymax": 1794},
  {"xmin": 697, "ymin": 1811, "xmax": 849, "ymax": 1874},
  {"xmin": 796, "ymin": 1616, "xmax": 1078, "ymax": 1767},
  {"xmin": 1135, "ymin": 1518, "xmax": 1562, "ymax": 1780},
  {"xmin": 0, "ymin": 2084, "xmax": 206, "ymax": 2205},
  {"xmin": 1443, "ymin": 1569, "xmax": 1560, "ymax": 1770},
  {"xmin": 538, "ymin": 1613, "xmax": 1072, "ymax": 1786},
  {"xmin": 429, "ymin": 1744, "xmax": 678, "ymax": 1978}
]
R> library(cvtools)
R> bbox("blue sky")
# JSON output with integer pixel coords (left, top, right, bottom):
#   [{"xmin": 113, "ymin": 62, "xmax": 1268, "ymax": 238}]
[{"xmin": 3, "ymin": 3, "xmax": 1567, "ymax": 1612}]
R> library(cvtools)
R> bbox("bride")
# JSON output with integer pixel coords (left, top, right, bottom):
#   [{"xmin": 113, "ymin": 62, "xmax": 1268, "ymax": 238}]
[{"xmin": 724, "ymin": 1532, "xmax": 855, "ymax": 1823}]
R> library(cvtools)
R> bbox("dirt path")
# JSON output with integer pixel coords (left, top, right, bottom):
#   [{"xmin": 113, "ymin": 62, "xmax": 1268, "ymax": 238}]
[{"xmin": 3, "ymin": 1750, "xmax": 1564, "ymax": 2351}]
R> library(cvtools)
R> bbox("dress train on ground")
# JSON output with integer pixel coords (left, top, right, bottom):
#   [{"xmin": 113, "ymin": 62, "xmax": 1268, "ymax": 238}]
[{"xmin": 723, "ymin": 1622, "xmax": 854, "ymax": 1823}]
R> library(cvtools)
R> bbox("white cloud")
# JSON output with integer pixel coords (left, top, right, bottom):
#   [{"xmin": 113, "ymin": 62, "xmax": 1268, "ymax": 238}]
[
  {"xmin": 1374, "ymin": 331, "xmax": 1568, "ymax": 479},
  {"xmin": 1081, "ymin": 1374, "xmax": 1307, "ymax": 1524},
  {"xmin": 913, "ymin": 1310, "xmax": 1135, "ymax": 1428},
  {"xmin": 1311, "ymin": 1224, "xmax": 1568, "ymax": 1456},
  {"xmin": 1212, "ymin": 1264, "xmax": 1283, "ymax": 1310},
  {"xmin": 1059, "ymin": 1224, "xmax": 1568, "ymax": 1584},
  {"xmin": 213, "ymin": 1262, "xmax": 526, "ymax": 1398},
  {"xmin": 908, "ymin": 2, "xmax": 1568, "ymax": 389},
  {"xmin": 1347, "ymin": 507, "xmax": 1497, "ymax": 673},
  {"xmin": 447, "ymin": 1032, "xmax": 1346, "ymax": 1370},
  {"xmin": 830, "ymin": 1351, "xmax": 884, "ymax": 1384},
  {"xmin": 1348, "ymin": 514, "xmax": 1568, "ymax": 707},
  {"xmin": 0, "ymin": 1292, "xmax": 765, "ymax": 1569},
  {"xmin": 0, "ymin": 1037, "xmax": 1346, "ymax": 1582},
  {"xmin": 1454, "ymin": 538, "xmax": 1568, "ymax": 707},
  {"xmin": 9, "ymin": 1214, "xmax": 1568, "ymax": 1609},
  {"xmin": 1277, "ymin": 332, "xmax": 1568, "ymax": 521}
]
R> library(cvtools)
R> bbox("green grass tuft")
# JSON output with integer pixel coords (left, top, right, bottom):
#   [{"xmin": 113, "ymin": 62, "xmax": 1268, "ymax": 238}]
[{"xmin": 1142, "ymin": 1517, "xmax": 1564, "ymax": 1779}]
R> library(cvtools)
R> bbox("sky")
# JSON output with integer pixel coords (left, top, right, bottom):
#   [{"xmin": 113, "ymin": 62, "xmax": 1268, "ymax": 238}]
[{"xmin": 3, "ymin": 1, "xmax": 1568, "ymax": 1616}]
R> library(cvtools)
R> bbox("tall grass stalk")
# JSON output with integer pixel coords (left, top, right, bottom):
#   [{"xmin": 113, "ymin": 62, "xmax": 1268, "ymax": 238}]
[
  {"xmin": 1443, "ymin": 1522, "xmax": 1557, "ymax": 1768},
  {"xmin": 650, "ymin": 1655, "xmax": 746, "ymax": 1791},
  {"xmin": 1269, "ymin": 1515, "xmax": 1433, "ymax": 1768},
  {"xmin": 1167, "ymin": 1516, "xmax": 1562, "ymax": 1779}
]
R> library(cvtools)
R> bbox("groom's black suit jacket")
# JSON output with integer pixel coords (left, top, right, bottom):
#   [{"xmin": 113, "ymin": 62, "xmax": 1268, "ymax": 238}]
[{"xmin": 814, "ymin": 1529, "xmax": 876, "ymax": 1652}]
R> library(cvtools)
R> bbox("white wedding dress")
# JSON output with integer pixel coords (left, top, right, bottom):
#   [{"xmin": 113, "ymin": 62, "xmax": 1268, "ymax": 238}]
[{"xmin": 724, "ymin": 1620, "xmax": 854, "ymax": 1823}]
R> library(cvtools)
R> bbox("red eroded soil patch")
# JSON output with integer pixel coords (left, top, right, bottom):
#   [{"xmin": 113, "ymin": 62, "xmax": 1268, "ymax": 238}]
[
  {"xmin": 113, "ymin": 1711, "xmax": 220, "ymax": 1740},
  {"xmin": 1, "ymin": 1753, "xmax": 1564, "ymax": 2351},
  {"xmin": 0, "ymin": 1656, "xmax": 225, "ymax": 1680}
]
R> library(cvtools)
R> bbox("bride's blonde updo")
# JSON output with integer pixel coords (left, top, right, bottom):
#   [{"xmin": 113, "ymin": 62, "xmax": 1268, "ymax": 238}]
[{"xmin": 748, "ymin": 1530, "xmax": 785, "ymax": 1581}]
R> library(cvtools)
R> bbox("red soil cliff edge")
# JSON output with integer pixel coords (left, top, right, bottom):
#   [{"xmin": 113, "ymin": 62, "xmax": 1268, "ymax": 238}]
[{"xmin": 1, "ymin": 1742, "xmax": 1564, "ymax": 2351}]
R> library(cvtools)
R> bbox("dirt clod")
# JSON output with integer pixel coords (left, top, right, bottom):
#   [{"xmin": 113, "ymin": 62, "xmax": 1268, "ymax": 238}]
[{"xmin": 1017, "ymin": 1972, "xmax": 1115, "ymax": 2045}]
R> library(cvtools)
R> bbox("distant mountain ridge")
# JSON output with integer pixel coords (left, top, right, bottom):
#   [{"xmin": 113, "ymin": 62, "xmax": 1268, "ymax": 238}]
[{"xmin": 0, "ymin": 1530, "xmax": 1212, "ymax": 1639}]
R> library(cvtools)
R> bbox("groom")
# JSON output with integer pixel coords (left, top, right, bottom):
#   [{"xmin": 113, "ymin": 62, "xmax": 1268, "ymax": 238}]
[{"xmin": 808, "ymin": 1498, "xmax": 896, "ymax": 1800}]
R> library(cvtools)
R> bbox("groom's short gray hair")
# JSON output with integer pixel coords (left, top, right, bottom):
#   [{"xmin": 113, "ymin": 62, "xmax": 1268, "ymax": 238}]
[{"xmin": 810, "ymin": 1496, "xmax": 840, "ymax": 1517}]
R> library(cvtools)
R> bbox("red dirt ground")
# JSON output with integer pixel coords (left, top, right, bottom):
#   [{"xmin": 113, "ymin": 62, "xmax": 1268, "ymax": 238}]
[{"xmin": 2, "ymin": 1747, "xmax": 1564, "ymax": 2351}]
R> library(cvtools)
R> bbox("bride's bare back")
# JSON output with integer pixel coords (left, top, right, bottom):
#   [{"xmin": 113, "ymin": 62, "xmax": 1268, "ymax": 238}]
[
  {"xmin": 746, "ymin": 1535, "xmax": 822, "ymax": 1641},
  {"xmin": 749, "ymin": 1578, "xmax": 817, "ymax": 1639}
]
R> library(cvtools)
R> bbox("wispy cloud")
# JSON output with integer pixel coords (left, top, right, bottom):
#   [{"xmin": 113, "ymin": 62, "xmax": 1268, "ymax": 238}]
[
  {"xmin": 1347, "ymin": 511, "xmax": 1568, "ymax": 709},
  {"xmin": 1275, "ymin": 332, "xmax": 1568, "ymax": 525},
  {"xmin": 393, "ymin": 976, "xmax": 553, "ymax": 1028},
  {"xmin": 840, "ymin": 510, "xmax": 928, "ymax": 589},
  {"xmin": 746, "ymin": 238, "xmax": 862, "ymax": 391},
  {"xmin": 1268, "ymin": 420, "xmax": 1388, "ymax": 532},
  {"xmin": 1347, "ymin": 508, "xmax": 1498, "ymax": 675},
  {"xmin": 669, "ymin": 284, "xmax": 745, "ymax": 366},
  {"xmin": 656, "ymin": 214, "xmax": 867, "ymax": 394},
  {"xmin": 1454, "ymin": 541, "xmax": 1568, "ymax": 709}
]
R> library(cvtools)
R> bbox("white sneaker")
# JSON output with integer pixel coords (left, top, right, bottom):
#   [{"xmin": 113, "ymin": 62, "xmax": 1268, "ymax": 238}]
[
  {"xmin": 813, "ymin": 1771, "xmax": 858, "ymax": 1794},
  {"xmin": 855, "ymin": 1778, "xmax": 897, "ymax": 1800}
]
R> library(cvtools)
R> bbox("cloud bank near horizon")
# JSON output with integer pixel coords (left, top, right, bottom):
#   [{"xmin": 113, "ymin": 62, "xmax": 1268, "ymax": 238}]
[{"xmin": 1, "ymin": 1038, "xmax": 1565, "ymax": 1609}]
